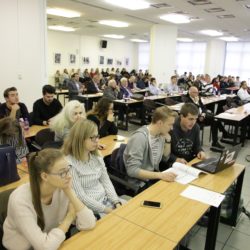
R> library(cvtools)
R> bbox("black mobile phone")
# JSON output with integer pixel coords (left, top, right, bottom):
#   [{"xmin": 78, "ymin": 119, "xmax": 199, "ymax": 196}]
[{"xmin": 141, "ymin": 200, "xmax": 162, "ymax": 209}]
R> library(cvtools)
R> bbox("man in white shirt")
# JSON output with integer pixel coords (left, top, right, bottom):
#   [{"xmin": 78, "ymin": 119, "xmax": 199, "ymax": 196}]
[
  {"xmin": 237, "ymin": 81, "xmax": 250, "ymax": 103},
  {"xmin": 166, "ymin": 75, "xmax": 179, "ymax": 94}
]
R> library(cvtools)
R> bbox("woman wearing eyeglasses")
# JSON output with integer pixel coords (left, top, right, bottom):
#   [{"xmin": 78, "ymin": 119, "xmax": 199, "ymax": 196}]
[
  {"xmin": 3, "ymin": 148, "xmax": 96, "ymax": 250},
  {"xmin": 87, "ymin": 97, "xmax": 118, "ymax": 138},
  {"xmin": 63, "ymin": 119, "xmax": 122, "ymax": 217}
]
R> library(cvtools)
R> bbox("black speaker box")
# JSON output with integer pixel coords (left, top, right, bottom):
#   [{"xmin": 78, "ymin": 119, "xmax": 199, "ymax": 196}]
[{"xmin": 100, "ymin": 40, "xmax": 107, "ymax": 48}]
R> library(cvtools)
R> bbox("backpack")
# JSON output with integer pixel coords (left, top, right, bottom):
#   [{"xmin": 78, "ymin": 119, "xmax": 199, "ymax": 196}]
[{"xmin": 0, "ymin": 144, "xmax": 20, "ymax": 186}]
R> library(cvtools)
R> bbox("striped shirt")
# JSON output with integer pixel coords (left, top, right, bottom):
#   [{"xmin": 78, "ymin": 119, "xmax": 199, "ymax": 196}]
[
  {"xmin": 68, "ymin": 154, "xmax": 119, "ymax": 213},
  {"xmin": 148, "ymin": 134, "xmax": 162, "ymax": 169}
]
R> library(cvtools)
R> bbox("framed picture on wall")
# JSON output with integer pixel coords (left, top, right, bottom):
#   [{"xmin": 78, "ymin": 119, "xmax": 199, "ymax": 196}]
[
  {"xmin": 99, "ymin": 56, "xmax": 104, "ymax": 65},
  {"xmin": 107, "ymin": 58, "xmax": 113, "ymax": 65},
  {"xmin": 125, "ymin": 57, "xmax": 129, "ymax": 66},
  {"xmin": 54, "ymin": 53, "xmax": 61, "ymax": 64},
  {"xmin": 82, "ymin": 57, "xmax": 90, "ymax": 64},
  {"xmin": 116, "ymin": 59, "xmax": 122, "ymax": 66},
  {"xmin": 69, "ymin": 54, "xmax": 76, "ymax": 64}
]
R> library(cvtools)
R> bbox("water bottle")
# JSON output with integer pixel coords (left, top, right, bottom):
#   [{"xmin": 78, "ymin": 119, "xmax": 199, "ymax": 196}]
[
  {"xmin": 24, "ymin": 118, "xmax": 30, "ymax": 131},
  {"xmin": 19, "ymin": 118, "xmax": 24, "ymax": 130}
]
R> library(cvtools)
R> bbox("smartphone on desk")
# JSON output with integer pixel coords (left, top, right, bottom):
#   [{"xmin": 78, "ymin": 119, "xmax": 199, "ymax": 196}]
[{"xmin": 141, "ymin": 200, "xmax": 162, "ymax": 209}]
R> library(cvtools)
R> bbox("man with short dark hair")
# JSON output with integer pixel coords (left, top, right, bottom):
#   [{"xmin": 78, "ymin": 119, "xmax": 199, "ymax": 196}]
[
  {"xmin": 123, "ymin": 106, "xmax": 177, "ymax": 185},
  {"xmin": 0, "ymin": 87, "xmax": 30, "ymax": 122},
  {"xmin": 170, "ymin": 103, "xmax": 206, "ymax": 163},
  {"xmin": 32, "ymin": 85, "xmax": 62, "ymax": 125}
]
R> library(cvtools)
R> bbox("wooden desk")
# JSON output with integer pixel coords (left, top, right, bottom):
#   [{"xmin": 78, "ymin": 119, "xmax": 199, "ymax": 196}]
[
  {"xmin": 113, "ymin": 181, "xmax": 209, "ymax": 246},
  {"xmin": 24, "ymin": 125, "xmax": 48, "ymax": 139},
  {"xmin": 215, "ymin": 103, "xmax": 250, "ymax": 145},
  {"xmin": 189, "ymin": 158, "xmax": 245, "ymax": 229},
  {"xmin": 0, "ymin": 168, "xmax": 29, "ymax": 193},
  {"xmin": 98, "ymin": 135, "xmax": 128, "ymax": 158},
  {"xmin": 60, "ymin": 214, "xmax": 176, "ymax": 250}
]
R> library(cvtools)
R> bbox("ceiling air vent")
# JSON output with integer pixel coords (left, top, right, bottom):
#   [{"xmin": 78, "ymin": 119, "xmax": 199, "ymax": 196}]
[
  {"xmin": 188, "ymin": 0, "xmax": 212, "ymax": 5},
  {"xmin": 217, "ymin": 14, "xmax": 236, "ymax": 18},
  {"xmin": 204, "ymin": 8, "xmax": 225, "ymax": 13},
  {"xmin": 151, "ymin": 3, "xmax": 171, "ymax": 8}
]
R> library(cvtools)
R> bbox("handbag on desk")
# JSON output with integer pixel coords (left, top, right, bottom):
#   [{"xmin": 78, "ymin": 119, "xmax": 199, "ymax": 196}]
[{"xmin": 0, "ymin": 144, "xmax": 20, "ymax": 186}]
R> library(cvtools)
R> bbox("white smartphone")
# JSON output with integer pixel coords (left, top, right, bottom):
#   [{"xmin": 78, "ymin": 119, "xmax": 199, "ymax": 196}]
[{"xmin": 141, "ymin": 200, "xmax": 162, "ymax": 209}]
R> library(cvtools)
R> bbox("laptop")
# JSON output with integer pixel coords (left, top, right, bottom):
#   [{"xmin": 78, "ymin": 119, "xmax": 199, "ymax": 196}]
[{"xmin": 192, "ymin": 145, "xmax": 241, "ymax": 174}]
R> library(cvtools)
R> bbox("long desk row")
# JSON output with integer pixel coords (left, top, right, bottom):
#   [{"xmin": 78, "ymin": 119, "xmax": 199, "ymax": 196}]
[{"xmin": 59, "ymin": 162, "xmax": 245, "ymax": 250}]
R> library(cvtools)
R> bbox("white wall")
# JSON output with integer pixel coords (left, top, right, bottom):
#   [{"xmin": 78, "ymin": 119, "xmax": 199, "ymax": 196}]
[
  {"xmin": 0, "ymin": 0, "xmax": 47, "ymax": 111},
  {"xmin": 205, "ymin": 40, "xmax": 226, "ymax": 77},
  {"xmin": 48, "ymin": 31, "xmax": 138, "ymax": 84}
]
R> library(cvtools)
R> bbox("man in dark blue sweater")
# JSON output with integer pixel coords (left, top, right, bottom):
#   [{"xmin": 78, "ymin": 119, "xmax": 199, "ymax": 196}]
[{"xmin": 170, "ymin": 103, "xmax": 206, "ymax": 163}]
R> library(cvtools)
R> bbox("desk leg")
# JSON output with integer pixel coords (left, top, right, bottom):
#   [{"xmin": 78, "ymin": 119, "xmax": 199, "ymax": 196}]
[
  {"xmin": 205, "ymin": 205, "xmax": 221, "ymax": 250},
  {"xmin": 125, "ymin": 104, "xmax": 128, "ymax": 131},
  {"xmin": 233, "ymin": 124, "xmax": 239, "ymax": 146},
  {"xmin": 220, "ymin": 169, "xmax": 245, "ymax": 227}
]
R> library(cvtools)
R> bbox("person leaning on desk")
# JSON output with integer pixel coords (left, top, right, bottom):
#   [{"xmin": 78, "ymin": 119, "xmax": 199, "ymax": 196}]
[
  {"xmin": 2, "ymin": 149, "xmax": 96, "ymax": 250},
  {"xmin": 123, "ymin": 106, "xmax": 177, "ymax": 188}
]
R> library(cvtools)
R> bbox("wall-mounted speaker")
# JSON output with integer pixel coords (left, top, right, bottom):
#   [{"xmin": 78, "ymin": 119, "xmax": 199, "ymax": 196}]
[{"xmin": 100, "ymin": 40, "xmax": 107, "ymax": 48}]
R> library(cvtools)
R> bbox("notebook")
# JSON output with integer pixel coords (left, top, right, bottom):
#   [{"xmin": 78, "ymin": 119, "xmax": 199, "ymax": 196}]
[{"xmin": 191, "ymin": 145, "xmax": 241, "ymax": 174}]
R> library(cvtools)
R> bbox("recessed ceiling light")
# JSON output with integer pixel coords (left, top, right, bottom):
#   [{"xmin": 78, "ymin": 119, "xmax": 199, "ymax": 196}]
[
  {"xmin": 219, "ymin": 36, "xmax": 239, "ymax": 42},
  {"xmin": 160, "ymin": 14, "xmax": 190, "ymax": 24},
  {"xmin": 177, "ymin": 38, "xmax": 193, "ymax": 42},
  {"xmin": 99, "ymin": 20, "xmax": 129, "ymax": 28},
  {"xmin": 130, "ymin": 39, "xmax": 148, "ymax": 43},
  {"xmin": 48, "ymin": 25, "xmax": 76, "ymax": 32},
  {"xmin": 200, "ymin": 29, "xmax": 223, "ymax": 36},
  {"xmin": 103, "ymin": 34, "xmax": 125, "ymax": 39},
  {"xmin": 105, "ymin": 0, "xmax": 150, "ymax": 10},
  {"xmin": 46, "ymin": 8, "xmax": 81, "ymax": 18}
]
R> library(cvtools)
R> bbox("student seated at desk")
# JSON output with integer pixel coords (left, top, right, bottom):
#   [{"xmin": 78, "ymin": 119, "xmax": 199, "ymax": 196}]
[
  {"xmin": 50, "ymin": 100, "xmax": 85, "ymax": 142},
  {"xmin": 148, "ymin": 78, "xmax": 163, "ymax": 95},
  {"xmin": 123, "ymin": 106, "xmax": 177, "ymax": 186},
  {"xmin": 2, "ymin": 148, "xmax": 96, "ymax": 250},
  {"xmin": 170, "ymin": 103, "xmax": 206, "ymax": 164},
  {"xmin": 63, "ymin": 119, "xmax": 122, "ymax": 217},
  {"xmin": 87, "ymin": 97, "xmax": 118, "ymax": 138},
  {"xmin": 237, "ymin": 80, "xmax": 250, "ymax": 103},
  {"xmin": 0, "ymin": 117, "xmax": 29, "ymax": 164}
]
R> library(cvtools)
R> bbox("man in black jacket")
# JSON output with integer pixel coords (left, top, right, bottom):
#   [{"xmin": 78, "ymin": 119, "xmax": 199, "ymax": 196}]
[
  {"xmin": 170, "ymin": 103, "xmax": 206, "ymax": 163},
  {"xmin": 184, "ymin": 86, "xmax": 229, "ymax": 152},
  {"xmin": 32, "ymin": 85, "xmax": 62, "ymax": 125}
]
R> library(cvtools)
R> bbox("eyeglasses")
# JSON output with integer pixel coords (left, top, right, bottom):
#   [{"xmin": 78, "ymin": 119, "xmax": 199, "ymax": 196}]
[
  {"xmin": 48, "ymin": 165, "xmax": 72, "ymax": 178},
  {"xmin": 89, "ymin": 135, "xmax": 100, "ymax": 142}
]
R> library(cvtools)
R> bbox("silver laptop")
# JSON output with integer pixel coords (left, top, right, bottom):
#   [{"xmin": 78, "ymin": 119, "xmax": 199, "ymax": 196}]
[{"xmin": 192, "ymin": 145, "xmax": 241, "ymax": 174}]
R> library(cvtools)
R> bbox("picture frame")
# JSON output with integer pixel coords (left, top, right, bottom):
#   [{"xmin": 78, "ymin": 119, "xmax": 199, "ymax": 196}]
[
  {"xmin": 69, "ymin": 54, "xmax": 76, "ymax": 64},
  {"xmin": 107, "ymin": 58, "xmax": 113, "ymax": 65},
  {"xmin": 99, "ymin": 56, "xmax": 104, "ymax": 65},
  {"xmin": 82, "ymin": 56, "xmax": 90, "ymax": 64},
  {"xmin": 54, "ymin": 53, "xmax": 61, "ymax": 64}
]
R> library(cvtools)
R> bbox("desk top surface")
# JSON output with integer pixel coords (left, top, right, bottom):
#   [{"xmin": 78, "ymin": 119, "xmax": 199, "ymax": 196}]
[
  {"xmin": 113, "ymin": 181, "xmax": 209, "ymax": 243},
  {"xmin": 60, "ymin": 214, "xmax": 176, "ymax": 250},
  {"xmin": 189, "ymin": 159, "xmax": 245, "ymax": 193},
  {"xmin": 24, "ymin": 125, "xmax": 48, "ymax": 138},
  {"xmin": 98, "ymin": 135, "xmax": 128, "ymax": 157}
]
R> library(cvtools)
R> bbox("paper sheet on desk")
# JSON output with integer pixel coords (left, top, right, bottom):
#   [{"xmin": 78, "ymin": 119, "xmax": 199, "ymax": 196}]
[{"xmin": 180, "ymin": 185, "xmax": 225, "ymax": 207}]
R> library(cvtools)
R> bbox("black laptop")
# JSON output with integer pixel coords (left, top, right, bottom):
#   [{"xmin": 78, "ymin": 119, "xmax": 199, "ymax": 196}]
[{"xmin": 192, "ymin": 145, "xmax": 241, "ymax": 174}]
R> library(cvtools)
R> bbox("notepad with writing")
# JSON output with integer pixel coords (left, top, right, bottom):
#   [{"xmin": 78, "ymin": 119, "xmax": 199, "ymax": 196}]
[{"xmin": 163, "ymin": 162, "xmax": 206, "ymax": 184}]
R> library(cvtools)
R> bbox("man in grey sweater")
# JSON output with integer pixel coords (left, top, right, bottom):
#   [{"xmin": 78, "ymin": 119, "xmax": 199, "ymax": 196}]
[{"xmin": 123, "ymin": 106, "xmax": 177, "ymax": 184}]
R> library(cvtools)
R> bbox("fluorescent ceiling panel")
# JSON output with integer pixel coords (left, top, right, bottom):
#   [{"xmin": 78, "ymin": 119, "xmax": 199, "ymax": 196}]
[
  {"xmin": 200, "ymin": 29, "xmax": 223, "ymax": 36},
  {"xmin": 130, "ymin": 39, "xmax": 148, "ymax": 42},
  {"xmin": 219, "ymin": 36, "xmax": 239, "ymax": 42},
  {"xmin": 160, "ymin": 14, "xmax": 190, "ymax": 24},
  {"xmin": 99, "ymin": 20, "xmax": 129, "ymax": 27},
  {"xmin": 105, "ymin": 0, "xmax": 150, "ymax": 10},
  {"xmin": 47, "ymin": 8, "xmax": 81, "ymax": 18},
  {"xmin": 48, "ymin": 25, "xmax": 76, "ymax": 32},
  {"xmin": 177, "ymin": 38, "xmax": 193, "ymax": 42},
  {"xmin": 103, "ymin": 34, "xmax": 125, "ymax": 39}
]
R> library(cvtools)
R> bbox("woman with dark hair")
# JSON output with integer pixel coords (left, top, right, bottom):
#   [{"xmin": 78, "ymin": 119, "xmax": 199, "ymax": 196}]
[
  {"xmin": 3, "ymin": 148, "xmax": 96, "ymax": 250},
  {"xmin": 87, "ymin": 97, "xmax": 118, "ymax": 138},
  {"xmin": 0, "ymin": 117, "xmax": 29, "ymax": 163}
]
